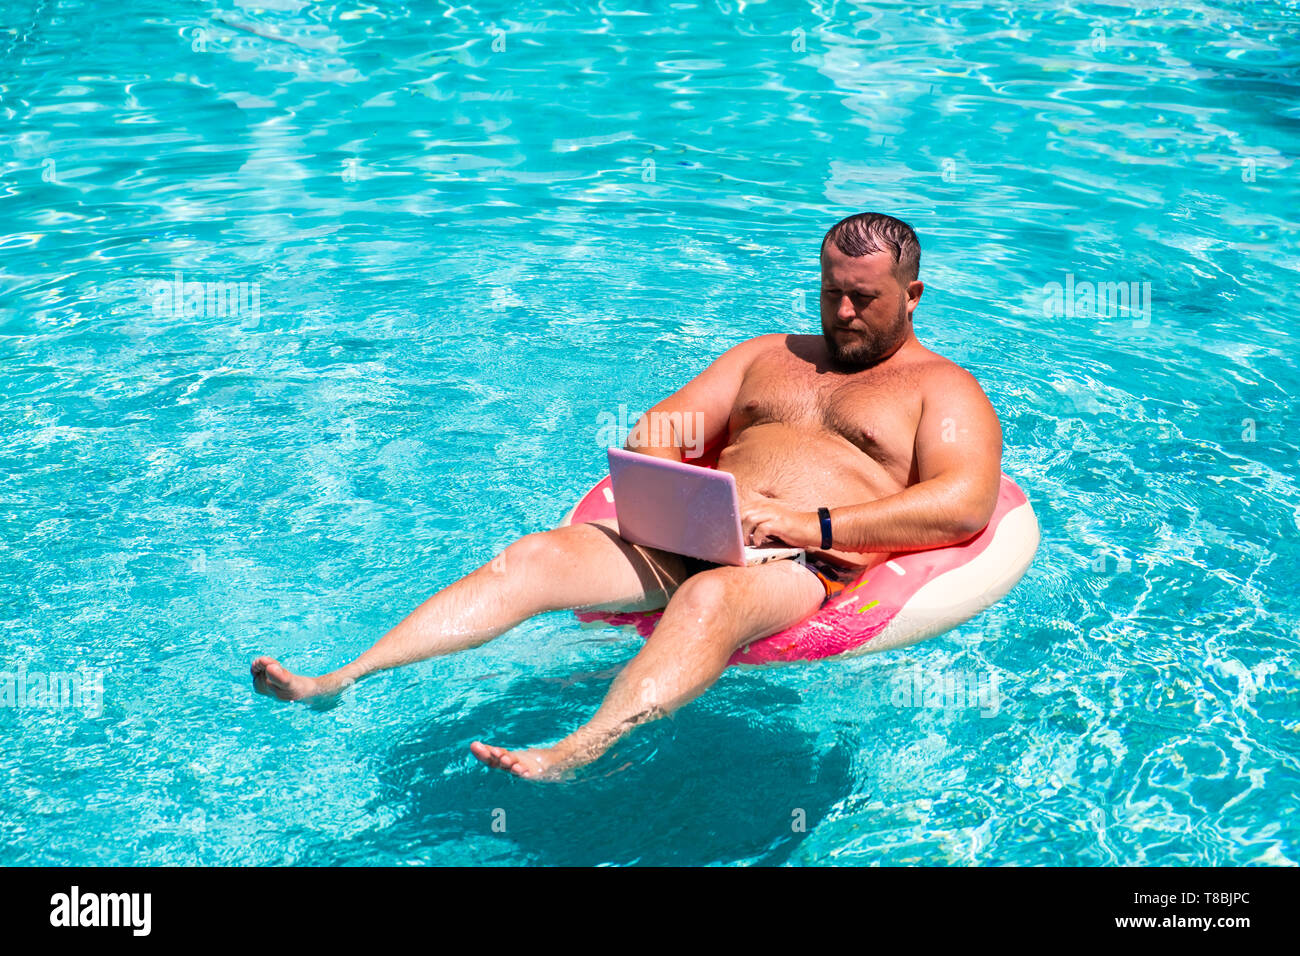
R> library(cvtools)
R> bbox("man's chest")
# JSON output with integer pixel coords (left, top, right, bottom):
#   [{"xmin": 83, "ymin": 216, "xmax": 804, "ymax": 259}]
[{"xmin": 729, "ymin": 352, "xmax": 924, "ymax": 465}]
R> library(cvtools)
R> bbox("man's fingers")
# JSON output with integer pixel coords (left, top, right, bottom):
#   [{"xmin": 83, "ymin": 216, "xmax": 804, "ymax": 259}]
[{"xmin": 742, "ymin": 505, "xmax": 785, "ymax": 546}]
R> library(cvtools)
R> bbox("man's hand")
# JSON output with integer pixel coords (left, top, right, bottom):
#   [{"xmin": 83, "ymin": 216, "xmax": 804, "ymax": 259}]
[{"xmin": 739, "ymin": 496, "xmax": 820, "ymax": 550}]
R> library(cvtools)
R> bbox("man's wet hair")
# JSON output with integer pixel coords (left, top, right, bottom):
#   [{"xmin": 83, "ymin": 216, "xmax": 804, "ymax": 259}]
[{"xmin": 821, "ymin": 213, "xmax": 921, "ymax": 284}]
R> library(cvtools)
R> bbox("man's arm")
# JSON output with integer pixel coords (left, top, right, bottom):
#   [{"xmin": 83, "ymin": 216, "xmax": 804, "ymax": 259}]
[
  {"xmin": 623, "ymin": 334, "xmax": 779, "ymax": 462},
  {"xmin": 744, "ymin": 364, "xmax": 1003, "ymax": 551},
  {"xmin": 829, "ymin": 366, "xmax": 1003, "ymax": 549}
]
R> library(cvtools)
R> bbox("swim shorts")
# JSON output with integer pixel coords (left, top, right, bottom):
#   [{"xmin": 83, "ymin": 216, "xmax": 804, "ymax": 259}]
[
  {"xmin": 801, "ymin": 554, "xmax": 855, "ymax": 605},
  {"xmin": 680, "ymin": 553, "xmax": 855, "ymax": 607}
]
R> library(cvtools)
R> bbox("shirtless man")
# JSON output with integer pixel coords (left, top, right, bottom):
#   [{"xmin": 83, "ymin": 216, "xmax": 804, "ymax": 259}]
[{"xmin": 251, "ymin": 212, "xmax": 1003, "ymax": 780}]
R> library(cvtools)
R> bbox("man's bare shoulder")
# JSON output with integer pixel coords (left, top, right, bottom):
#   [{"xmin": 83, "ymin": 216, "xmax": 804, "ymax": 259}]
[
  {"xmin": 673, "ymin": 333, "xmax": 790, "ymax": 399},
  {"xmin": 904, "ymin": 348, "xmax": 1001, "ymax": 435},
  {"xmin": 732, "ymin": 332, "xmax": 793, "ymax": 355},
  {"xmin": 906, "ymin": 344, "xmax": 992, "ymax": 399},
  {"xmin": 737, "ymin": 332, "xmax": 830, "ymax": 363},
  {"xmin": 701, "ymin": 333, "xmax": 795, "ymax": 370}
]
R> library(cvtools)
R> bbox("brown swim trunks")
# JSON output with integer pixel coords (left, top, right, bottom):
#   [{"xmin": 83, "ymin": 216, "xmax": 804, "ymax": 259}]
[{"xmin": 679, "ymin": 553, "xmax": 856, "ymax": 607}]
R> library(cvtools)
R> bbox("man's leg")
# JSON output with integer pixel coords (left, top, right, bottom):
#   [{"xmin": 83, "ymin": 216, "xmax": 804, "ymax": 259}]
[
  {"xmin": 471, "ymin": 557, "xmax": 825, "ymax": 779},
  {"xmin": 250, "ymin": 520, "xmax": 691, "ymax": 701}
]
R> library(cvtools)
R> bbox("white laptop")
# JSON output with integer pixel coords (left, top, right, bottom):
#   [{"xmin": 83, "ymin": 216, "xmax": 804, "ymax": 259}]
[{"xmin": 607, "ymin": 447, "xmax": 806, "ymax": 567}]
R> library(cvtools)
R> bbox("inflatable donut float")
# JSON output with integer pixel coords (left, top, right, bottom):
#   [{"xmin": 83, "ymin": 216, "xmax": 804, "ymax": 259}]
[{"xmin": 557, "ymin": 445, "xmax": 1039, "ymax": 666}]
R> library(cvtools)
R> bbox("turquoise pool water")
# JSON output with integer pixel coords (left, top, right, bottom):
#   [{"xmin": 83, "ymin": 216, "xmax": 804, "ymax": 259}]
[{"xmin": 2, "ymin": 0, "xmax": 1297, "ymax": 866}]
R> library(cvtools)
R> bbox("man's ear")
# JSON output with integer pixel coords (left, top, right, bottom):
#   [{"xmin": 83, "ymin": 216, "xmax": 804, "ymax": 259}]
[{"xmin": 906, "ymin": 280, "xmax": 924, "ymax": 316}]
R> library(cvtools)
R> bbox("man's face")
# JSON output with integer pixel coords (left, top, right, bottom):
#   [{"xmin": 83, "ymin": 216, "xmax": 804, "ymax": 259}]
[{"xmin": 819, "ymin": 244, "xmax": 923, "ymax": 368}]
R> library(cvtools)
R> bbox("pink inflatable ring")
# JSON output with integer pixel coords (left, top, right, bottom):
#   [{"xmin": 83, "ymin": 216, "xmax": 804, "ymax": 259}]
[{"xmin": 558, "ymin": 453, "xmax": 1040, "ymax": 666}]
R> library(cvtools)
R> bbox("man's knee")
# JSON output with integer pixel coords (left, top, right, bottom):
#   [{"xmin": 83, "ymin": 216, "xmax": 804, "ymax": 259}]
[
  {"xmin": 670, "ymin": 566, "xmax": 746, "ymax": 615},
  {"xmin": 491, "ymin": 522, "xmax": 624, "ymax": 574},
  {"xmin": 492, "ymin": 528, "xmax": 572, "ymax": 575}
]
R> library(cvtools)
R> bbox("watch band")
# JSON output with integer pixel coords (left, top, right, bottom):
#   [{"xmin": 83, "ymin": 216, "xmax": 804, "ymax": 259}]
[{"xmin": 818, "ymin": 507, "xmax": 832, "ymax": 550}]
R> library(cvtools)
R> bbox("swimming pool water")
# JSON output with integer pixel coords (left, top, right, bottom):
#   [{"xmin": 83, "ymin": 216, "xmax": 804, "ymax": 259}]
[{"xmin": 1, "ymin": 0, "xmax": 1297, "ymax": 866}]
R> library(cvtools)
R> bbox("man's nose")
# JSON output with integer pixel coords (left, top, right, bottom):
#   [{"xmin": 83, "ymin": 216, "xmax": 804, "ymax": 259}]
[{"xmin": 838, "ymin": 295, "xmax": 856, "ymax": 320}]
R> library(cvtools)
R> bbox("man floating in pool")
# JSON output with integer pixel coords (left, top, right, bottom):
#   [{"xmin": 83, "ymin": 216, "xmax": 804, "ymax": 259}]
[{"xmin": 251, "ymin": 212, "xmax": 1004, "ymax": 780}]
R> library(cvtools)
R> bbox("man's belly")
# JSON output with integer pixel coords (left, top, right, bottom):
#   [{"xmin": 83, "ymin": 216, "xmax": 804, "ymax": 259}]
[{"xmin": 716, "ymin": 423, "xmax": 907, "ymax": 569}]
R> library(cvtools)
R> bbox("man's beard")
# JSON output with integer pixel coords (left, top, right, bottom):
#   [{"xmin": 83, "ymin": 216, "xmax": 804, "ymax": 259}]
[{"xmin": 823, "ymin": 312, "xmax": 908, "ymax": 369}]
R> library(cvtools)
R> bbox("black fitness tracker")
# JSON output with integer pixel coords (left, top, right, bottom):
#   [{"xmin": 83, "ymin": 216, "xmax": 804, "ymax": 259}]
[{"xmin": 818, "ymin": 507, "xmax": 832, "ymax": 550}]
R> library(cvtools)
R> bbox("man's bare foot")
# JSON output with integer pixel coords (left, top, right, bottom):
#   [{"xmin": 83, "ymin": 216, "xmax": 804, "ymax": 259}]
[
  {"xmin": 250, "ymin": 656, "xmax": 343, "ymax": 703},
  {"xmin": 470, "ymin": 741, "xmax": 576, "ymax": 781}
]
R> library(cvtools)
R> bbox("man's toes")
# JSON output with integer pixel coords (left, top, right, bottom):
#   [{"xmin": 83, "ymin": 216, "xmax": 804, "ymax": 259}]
[
  {"xmin": 250, "ymin": 661, "xmax": 272, "ymax": 693},
  {"xmin": 471, "ymin": 742, "xmax": 543, "ymax": 776},
  {"xmin": 263, "ymin": 661, "xmax": 287, "ymax": 683},
  {"xmin": 251, "ymin": 658, "xmax": 285, "ymax": 686}
]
